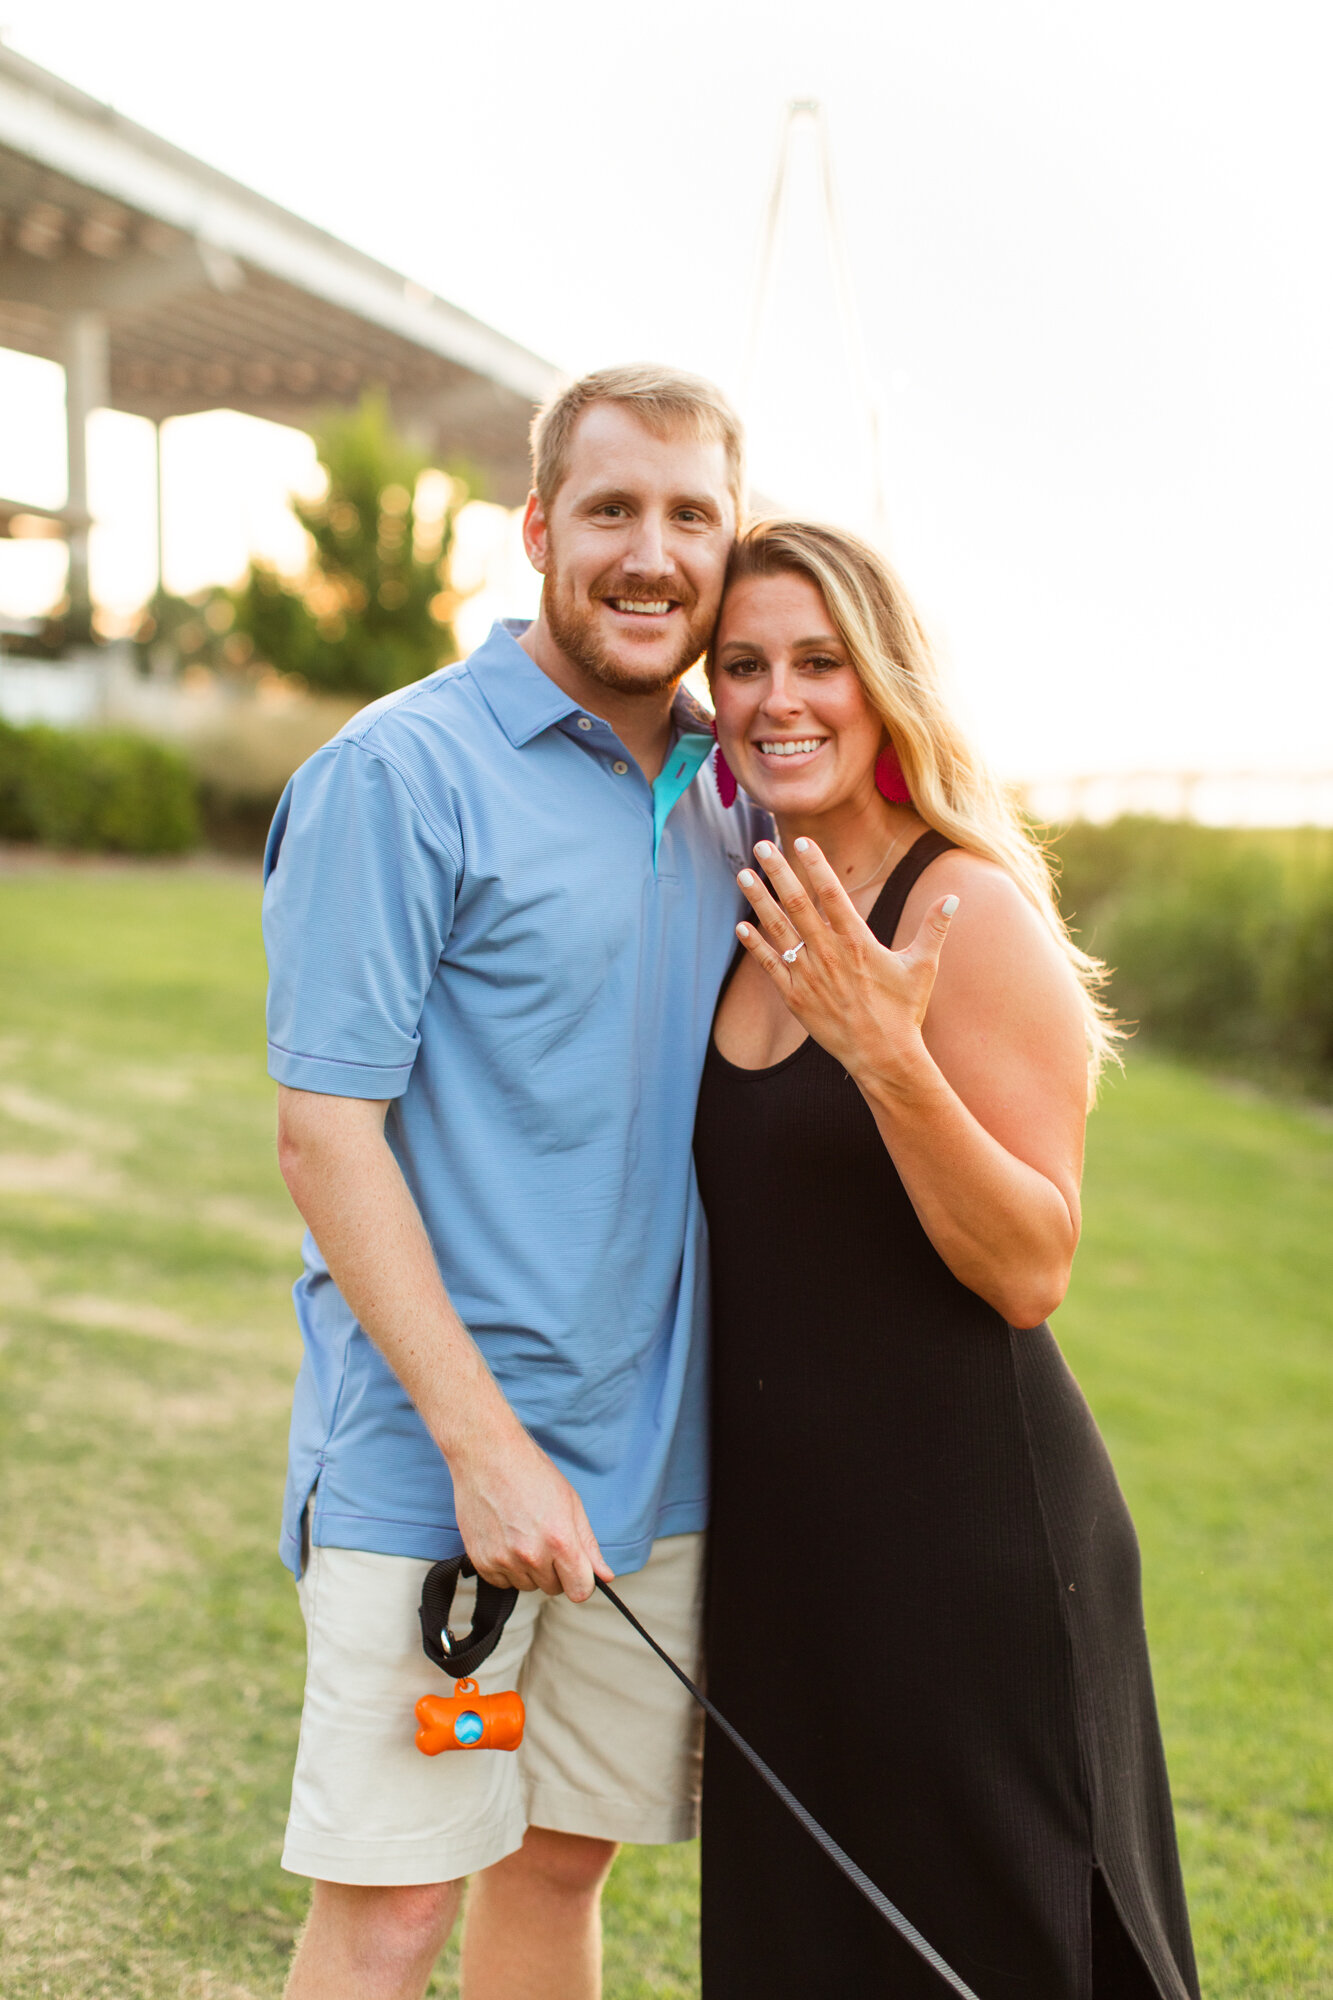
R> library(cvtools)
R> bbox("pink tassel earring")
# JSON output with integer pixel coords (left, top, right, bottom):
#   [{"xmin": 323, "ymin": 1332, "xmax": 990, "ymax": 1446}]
[
  {"xmin": 875, "ymin": 743, "xmax": 911, "ymax": 804},
  {"xmin": 711, "ymin": 725, "xmax": 738, "ymax": 807}
]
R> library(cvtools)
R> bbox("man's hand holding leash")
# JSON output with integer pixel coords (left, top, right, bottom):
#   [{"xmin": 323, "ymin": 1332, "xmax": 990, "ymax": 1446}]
[
  {"xmin": 275, "ymin": 1083, "xmax": 610, "ymax": 1603},
  {"xmin": 449, "ymin": 1414, "xmax": 611, "ymax": 1601}
]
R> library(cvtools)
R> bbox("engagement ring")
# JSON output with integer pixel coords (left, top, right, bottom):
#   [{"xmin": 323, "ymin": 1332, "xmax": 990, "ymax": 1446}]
[{"xmin": 782, "ymin": 942, "xmax": 806, "ymax": 963}]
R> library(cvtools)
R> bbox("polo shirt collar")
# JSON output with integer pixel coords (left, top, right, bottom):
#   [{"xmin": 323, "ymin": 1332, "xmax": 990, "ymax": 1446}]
[
  {"xmin": 472, "ymin": 618, "xmax": 717, "ymax": 750},
  {"xmin": 470, "ymin": 620, "xmax": 581, "ymax": 747}
]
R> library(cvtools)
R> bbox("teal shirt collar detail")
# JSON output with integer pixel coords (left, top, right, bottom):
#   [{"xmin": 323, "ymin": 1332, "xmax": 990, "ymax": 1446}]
[
  {"xmin": 653, "ymin": 733, "xmax": 714, "ymax": 865},
  {"xmin": 474, "ymin": 620, "xmax": 716, "ymax": 865}
]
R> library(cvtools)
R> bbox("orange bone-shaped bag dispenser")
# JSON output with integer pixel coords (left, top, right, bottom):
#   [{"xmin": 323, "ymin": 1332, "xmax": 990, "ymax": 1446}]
[
  {"xmin": 415, "ymin": 1554, "xmax": 525, "ymax": 1755},
  {"xmin": 416, "ymin": 1677, "xmax": 525, "ymax": 1754}
]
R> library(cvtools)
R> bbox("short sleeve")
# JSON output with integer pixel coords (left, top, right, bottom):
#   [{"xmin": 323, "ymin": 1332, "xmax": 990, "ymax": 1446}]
[{"xmin": 262, "ymin": 739, "xmax": 460, "ymax": 1099}]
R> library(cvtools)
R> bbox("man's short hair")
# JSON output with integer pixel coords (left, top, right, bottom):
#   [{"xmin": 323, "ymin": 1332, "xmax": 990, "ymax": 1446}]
[{"xmin": 530, "ymin": 364, "xmax": 746, "ymax": 523}]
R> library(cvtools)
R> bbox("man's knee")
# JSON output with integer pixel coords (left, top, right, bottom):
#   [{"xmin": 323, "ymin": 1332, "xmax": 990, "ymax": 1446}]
[
  {"xmin": 310, "ymin": 1877, "xmax": 460, "ymax": 1967},
  {"xmin": 493, "ymin": 1827, "xmax": 619, "ymax": 1899}
]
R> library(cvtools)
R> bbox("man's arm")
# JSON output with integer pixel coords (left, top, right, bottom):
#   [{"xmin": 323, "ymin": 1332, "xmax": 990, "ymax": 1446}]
[{"xmin": 276, "ymin": 1085, "xmax": 611, "ymax": 1599}]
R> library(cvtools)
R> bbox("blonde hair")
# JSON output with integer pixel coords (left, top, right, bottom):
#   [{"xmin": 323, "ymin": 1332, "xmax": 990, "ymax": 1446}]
[
  {"xmin": 530, "ymin": 364, "xmax": 746, "ymax": 523},
  {"xmin": 714, "ymin": 519, "xmax": 1121, "ymax": 1090}
]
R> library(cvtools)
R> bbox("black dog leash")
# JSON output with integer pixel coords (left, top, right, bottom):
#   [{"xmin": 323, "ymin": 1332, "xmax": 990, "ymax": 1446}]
[
  {"xmin": 420, "ymin": 1557, "xmax": 981, "ymax": 2000},
  {"xmin": 594, "ymin": 1576, "xmax": 981, "ymax": 1999}
]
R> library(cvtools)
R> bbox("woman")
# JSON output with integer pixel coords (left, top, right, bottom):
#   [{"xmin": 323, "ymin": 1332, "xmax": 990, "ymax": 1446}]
[{"xmin": 694, "ymin": 521, "xmax": 1199, "ymax": 1998}]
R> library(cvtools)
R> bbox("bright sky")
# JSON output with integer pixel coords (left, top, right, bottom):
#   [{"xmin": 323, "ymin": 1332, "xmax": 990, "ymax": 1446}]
[{"xmin": 1, "ymin": 0, "xmax": 1330, "ymax": 782}]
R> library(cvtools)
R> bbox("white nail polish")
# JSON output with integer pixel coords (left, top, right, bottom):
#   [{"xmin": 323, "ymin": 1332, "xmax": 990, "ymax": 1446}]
[
  {"xmin": 794, "ymin": 837, "xmax": 810, "ymax": 852},
  {"xmin": 738, "ymin": 870, "xmax": 755, "ymax": 886},
  {"xmin": 942, "ymin": 895, "xmax": 959, "ymax": 918}
]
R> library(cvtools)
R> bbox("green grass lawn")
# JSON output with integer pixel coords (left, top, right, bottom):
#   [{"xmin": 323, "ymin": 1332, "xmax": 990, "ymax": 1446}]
[{"xmin": 0, "ymin": 861, "xmax": 1328, "ymax": 1997}]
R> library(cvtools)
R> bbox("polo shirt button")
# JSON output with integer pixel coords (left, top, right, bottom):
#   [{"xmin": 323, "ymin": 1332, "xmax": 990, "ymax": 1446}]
[
  {"xmin": 612, "ymin": 760, "xmax": 629, "ymax": 775},
  {"xmin": 577, "ymin": 717, "xmax": 593, "ymax": 731}
]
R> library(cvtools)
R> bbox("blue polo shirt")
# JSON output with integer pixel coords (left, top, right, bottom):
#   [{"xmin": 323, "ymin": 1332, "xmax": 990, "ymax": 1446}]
[{"xmin": 263, "ymin": 620, "xmax": 764, "ymax": 1578}]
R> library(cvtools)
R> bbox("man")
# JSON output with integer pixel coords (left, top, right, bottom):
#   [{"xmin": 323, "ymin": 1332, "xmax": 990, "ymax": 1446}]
[{"xmin": 263, "ymin": 364, "xmax": 763, "ymax": 1999}]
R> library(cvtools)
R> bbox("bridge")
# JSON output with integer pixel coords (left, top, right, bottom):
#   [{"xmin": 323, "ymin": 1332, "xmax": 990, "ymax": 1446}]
[{"xmin": 0, "ymin": 44, "xmax": 561, "ymax": 637}]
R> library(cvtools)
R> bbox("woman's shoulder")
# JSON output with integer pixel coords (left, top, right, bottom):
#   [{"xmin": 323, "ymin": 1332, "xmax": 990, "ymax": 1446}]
[
  {"xmin": 902, "ymin": 840, "xmax": 1080, "ymax": 1010},
  {"xmin": 902, "ymin": 840, "xmax": 1038, "ymax": 936}
]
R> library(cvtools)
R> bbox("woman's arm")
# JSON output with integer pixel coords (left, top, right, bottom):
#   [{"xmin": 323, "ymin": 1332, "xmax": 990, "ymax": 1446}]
[{"xmin": 735, "ymin": 841, "xmax": 1088, "ymax": 1328}]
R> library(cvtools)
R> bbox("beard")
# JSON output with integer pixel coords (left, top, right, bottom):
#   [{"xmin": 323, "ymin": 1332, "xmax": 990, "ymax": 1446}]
[{"xmin": 542, "ymin": 565, "xmax": 713, "ymax": 696}]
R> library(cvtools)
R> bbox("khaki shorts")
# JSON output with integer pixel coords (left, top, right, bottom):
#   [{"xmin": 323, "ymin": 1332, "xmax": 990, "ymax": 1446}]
[{"xmin": 283, "ymin": 1531, "xmax": 704, "ymax": 1886}]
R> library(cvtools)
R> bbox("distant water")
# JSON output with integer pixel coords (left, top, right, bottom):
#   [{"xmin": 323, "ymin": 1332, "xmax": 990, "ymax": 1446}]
[{"xmin": 1019, "ymin": 772, "xmax": 1333, "ymax": 828}]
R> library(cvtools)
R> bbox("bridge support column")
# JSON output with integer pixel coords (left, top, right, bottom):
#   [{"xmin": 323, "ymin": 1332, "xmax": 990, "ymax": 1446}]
[{"xmin": 59, "ymin": 308, "xmax": 108, "ymax": 644}]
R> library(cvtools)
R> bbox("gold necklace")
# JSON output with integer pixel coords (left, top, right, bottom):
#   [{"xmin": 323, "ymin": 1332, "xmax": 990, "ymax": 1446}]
[
  {"xmin": 780, "ymin": 824, "xmax": 911, "ymax": 900},
  {"xmin": 844, "ymin": 825, "xmax": 910, "ymax": 897}
]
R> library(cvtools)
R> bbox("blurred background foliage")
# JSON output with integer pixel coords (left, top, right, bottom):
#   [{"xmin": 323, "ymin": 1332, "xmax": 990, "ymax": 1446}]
[
  {"xmin": 0, "ymin": 719, "xmax": 199, "ymax": 854},
  {"xmin": 134, "ymin": 391, "xmax": 470, "ymax": 698},
  {"xmin": 1056, "ymin": 819, "xmax": 1333, "ymax": 1091},
  {"xmin": 227, "ymin": 392, "xmax": 468, "ymax": 700}
]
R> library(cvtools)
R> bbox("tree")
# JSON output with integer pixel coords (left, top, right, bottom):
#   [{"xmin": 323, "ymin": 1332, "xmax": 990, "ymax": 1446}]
[{"xmin": 230, "ymin": 391, "xmax": 469, "ymax": 699}]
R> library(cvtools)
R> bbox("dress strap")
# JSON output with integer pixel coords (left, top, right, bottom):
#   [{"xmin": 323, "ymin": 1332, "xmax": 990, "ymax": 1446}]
[{"xmin": 868, "ymin": 829, "xmax": 958, "ymax": 948}]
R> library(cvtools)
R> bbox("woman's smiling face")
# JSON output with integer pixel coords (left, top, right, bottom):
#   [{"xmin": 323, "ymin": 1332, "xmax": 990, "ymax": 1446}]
[{"xmin": 710, "ymin": 569, "xmax": 885, "ymax": 817}]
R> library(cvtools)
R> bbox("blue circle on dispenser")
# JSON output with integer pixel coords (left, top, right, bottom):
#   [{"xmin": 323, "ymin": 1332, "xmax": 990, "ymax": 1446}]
[{"xmin": 454, "ymin": 1710, "xmax": 484, "ymax": 1746}]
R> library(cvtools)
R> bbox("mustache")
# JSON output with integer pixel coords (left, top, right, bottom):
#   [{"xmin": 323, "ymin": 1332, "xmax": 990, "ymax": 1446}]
[{"xmin": 592, "ymin": 576, "xmax": 698, "ymax": 610}]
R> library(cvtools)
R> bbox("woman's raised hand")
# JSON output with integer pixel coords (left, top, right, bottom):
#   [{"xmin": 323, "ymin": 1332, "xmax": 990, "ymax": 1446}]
[{"xmin": 736, "ymin": 838, "xmax": 960, "ymax": 1086}]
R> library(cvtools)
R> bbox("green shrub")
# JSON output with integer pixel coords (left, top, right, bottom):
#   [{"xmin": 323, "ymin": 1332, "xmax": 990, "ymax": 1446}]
[
  {"xmin": 1051, "ymin": 815, "xmax": 1209, "ymax": 928},
  {"xmin": 1050, "ymin": 817, "xmax": 1333, "ymax": 1090},
  {"xmin": 1100, "ymin": 853, "xmax": 1280, "ymax": 1053},
  {"xmin": 1270, "ymin": 866, "xmax": 1333, "ymax": 1071},
  {"xmin": 229, "ymin": 391, "xmax": 465, "ymax": 698},
  {"xmin": 0, "ymin": 721, "xmax": 200, "ymax": 855}
]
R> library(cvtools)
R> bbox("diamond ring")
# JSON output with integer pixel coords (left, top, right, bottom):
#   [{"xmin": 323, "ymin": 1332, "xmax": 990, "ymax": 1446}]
[{"xmin": 781, "ymin": 941, "xmax": 806, "ymax": 964}]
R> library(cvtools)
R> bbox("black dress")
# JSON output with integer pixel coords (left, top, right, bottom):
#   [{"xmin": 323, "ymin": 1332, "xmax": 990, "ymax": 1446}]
[{"xmin": 694, "ymin": 831, "xmax": 1199, "ymax": 2000}]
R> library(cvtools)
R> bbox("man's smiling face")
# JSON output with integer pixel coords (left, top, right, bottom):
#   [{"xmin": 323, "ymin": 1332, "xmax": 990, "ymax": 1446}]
[{"xmin": 524, "ymin": 401, "xmax": 736, "ymax": 696}]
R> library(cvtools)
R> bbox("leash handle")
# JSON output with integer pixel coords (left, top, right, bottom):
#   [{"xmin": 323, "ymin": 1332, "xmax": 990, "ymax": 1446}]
[
  {"xmin": 593, "ymin": 1576, "xmax": 983, "ymax": 2000},
  {"xmin": 419, "ymin": 1555, "xmax": 519, "ymax": 1681}
]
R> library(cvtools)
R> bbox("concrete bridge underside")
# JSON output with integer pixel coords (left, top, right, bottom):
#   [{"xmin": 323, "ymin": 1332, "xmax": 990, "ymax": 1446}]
[{"xmin": 0, "ymin": 46, "xmax": 560, "ymax": 633}]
